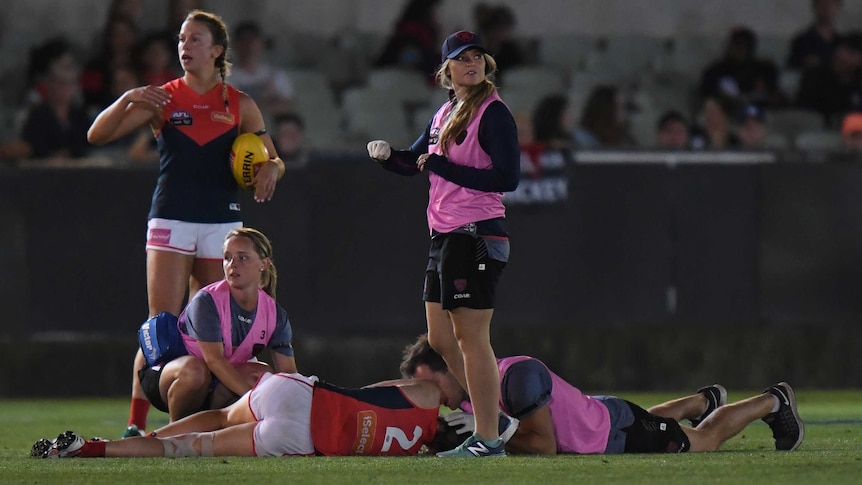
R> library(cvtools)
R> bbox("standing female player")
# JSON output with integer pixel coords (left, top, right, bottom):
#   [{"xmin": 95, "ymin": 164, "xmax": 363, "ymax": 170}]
[
  {"xmin": 87, "ymin": 10, "xmax": 286, "ymax": 436},
  {"xmin": 366, "ymin": 30, "xmax": 520, "ymax": 457}
]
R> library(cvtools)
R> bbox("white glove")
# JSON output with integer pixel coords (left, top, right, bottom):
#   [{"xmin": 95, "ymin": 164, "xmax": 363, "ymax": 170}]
[
  {"xmin": 367, "ymin": 140, "xmax": 391, "ymax": 161},
  {"xmin": 443, "ymin": 411, "xmax": 520, "ymax": 444},
  {"xmin": 443, "ymin": 411, "xmax": 475, "ymax": 435}
]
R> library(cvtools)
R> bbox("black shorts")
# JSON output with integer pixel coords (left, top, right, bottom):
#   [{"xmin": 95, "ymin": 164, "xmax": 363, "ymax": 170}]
[
  {"xmin": 138, "ymin": 365, "xmax": 216, "ymax": 414},
  {"xmin": 138, "ymin": 366, "xmax": 169, "ymax": 413},
  {"xmin": 423, "ymin": 233, "xmax": 506, "ymax": 310},
  {"xmin": 622, "ymin": 400, "xmax": 691, "ymax": 453}
]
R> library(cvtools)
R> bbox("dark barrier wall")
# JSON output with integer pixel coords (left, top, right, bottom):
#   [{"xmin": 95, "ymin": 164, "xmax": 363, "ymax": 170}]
[{"xmin": 1, "ymin": 157, "xmax": 860, "ymax": 393}]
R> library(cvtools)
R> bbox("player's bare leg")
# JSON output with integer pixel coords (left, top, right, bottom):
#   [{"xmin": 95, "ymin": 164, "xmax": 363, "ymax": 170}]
[
  {"xmin": 426, "ymin": 303, "xmax": 464, "ymax": 387},
  {"xmin": 189, "ymin": 257, "xmax": 225, "ymax": 298},
  {"xmin": 152, "ymin": 392, "xmax": 253, "ymax": 438},
  {"xmin": 159, "ymin": 356, "xmax": 213, "ymax": 422},
  {"xmin": 449, "ymin": 307, "xmax": 500, "ymax": 443},
  {"xmin": 649, "ymin": 384, "xmax": 727, "ymax": 427},
  {"xmin": 104, "ymin": 422, "xmax": 257, "ymax": 457},
  {"xmin": 684, "ymin": 392, "xmax": 776, "ymax": 452},
  {"xmin": 648, "ymin": 393, "xmax": 710, "ymax": 422},
  {"xmin": 125, "ymin": 250, "xmax": 195, "ymax": 435},
  {"xmin": 147, "ymin": 250, "xmax": 195, "ymax": 316}
]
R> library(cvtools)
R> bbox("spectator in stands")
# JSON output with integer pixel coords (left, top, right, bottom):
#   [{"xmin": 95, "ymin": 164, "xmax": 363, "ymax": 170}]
[
  {"xmin": 691, "ymin": 95, "xmax": 741, "ymax": 150},
  {"xmin": 375, "ymin": 0, "xmax": 443, "ymax": 83},
  {"xmin": 522, "ymin": 93, "xmax": 573, "ymax": 170},
  {"xmin": 166, "ymin": 0, "xmax": 204, "ymax": 39},
  {"xmin": 228, "ymin": 21, "xmax": 295, "ymax": 120},
  {"xmin": 85, "ymin": 0, "xmax": 144, "ymax": 56},
  {"xmin": 573, "ymin": 84, "xmax": 635, "ymax": 149},
  {"xmin": 107, "ymin": 0, "xmax": 144, "ymax": 23},
  {"xmin": 24, "ymin": 37, "xmax": 80, "ymax": 107},
  {"xmin": 699, "ymin": 26, "xmax": 784, "ymax": 109},
  {"xmin": 826, "ymin": 111, "xmax": 862, "ymax": 162},
  {"xmin": 81, "ymin": 14, "xmax": 139, "ymax": 112},
  {"xmin": 20, "ymin": 62, "xmax": 92, "ymax": 160},
  {"xmin": 93, "ymin": 64, "xmax": 159, "ymax": 163},
  {"xmin": 3, "ymin": 37, "xmax": 81, "ymax": 161},
  {"xmin": 655, "ymin": 110, "xmax": 692, "ymax": 150},
  {"xmin": 473, "ymin": 3, "xmax": 525, "ymax": 77},
  {"xmin": 737, "ymin": 104, "xmax": 769, "ymax": 150},
  {"xmin": 0, "ymin": 139, "xmax": 30, "ymax": 162},
  {"xmin": 787, "ymin": 0, "xmax": 844, "ymax": 70},
  {"xmin": 134, "ymin": 32, "xmax": 181, "ymax": 88},
  {"xmin": 151, "ymin": 0, "xmax": 204, "ymax": 73},
  {"xmin": 93, "ymin": 64, "xmax": 142, "ymax": 150},
  {"xmin": 795, "ymin": 32, "xmax": 862, "ymax": 127},
  {"xmin": 533, "ymin": 94, "xmax": 574, "ymax": 151},
  {"xmin": 272, "ymin": 112, "xmax": 309, "ymax": 168},
  {"xmin": 514, "ymin": 112, "xmax": 540, "ymax": 174},
  {"xmin": 840, "ymin": 112, "xmax": 862, "ymax": 153}
]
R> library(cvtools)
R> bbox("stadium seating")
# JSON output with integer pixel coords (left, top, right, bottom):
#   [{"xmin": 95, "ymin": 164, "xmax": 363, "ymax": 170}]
[
  {"xmin": 366, "ymin": 67, "xmax": 435, "ymax": 106},
  {"xmin": 538, "ymin": 34, "xmax": 597, "ymax": 72},
  {"xmin": 284, "ymin": 69, "xmax": 343, "ymax": 149},
  {"xmin": 272, "ymin": 32, "xmax": 333, "ymax": 69},
  {"xmin": 757, "ymin": 34, "xmax": 791, "ymax": 68},
  {"xmin": 778, "ymin": 70, "xmax": 802, "ymax": 99},
  {"xmin": 628, "ymin": 109, "xmax": 660, "ymax": 147},
  {"xmin": 762, "ymin": 131, "xmax": 791, "ymax": 150},
  {"xmin": 662, "ymin": 35, "xmax": 722, "ymax": 80},
  {"xmin": 767, "ymin": 109, "xmax": 826, "ymax": 140},
  {"xmin": 341, "ymin": 85, "xmax": 413, "ymax": 147},
  {"xmin": 794, "ymin": 130, "xmax": 843, "ymax": 151},
  {"xmin": 591, "ymin": 35, "xmax": 668, "ymax": 80}
]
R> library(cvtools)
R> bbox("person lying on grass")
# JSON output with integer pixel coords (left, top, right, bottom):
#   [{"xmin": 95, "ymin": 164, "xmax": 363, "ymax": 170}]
[
  {"xmin": 401, "ymin": 334, "xmax": 804, "ymax": 455},
  {"xmin": 32, "ymin": 371, "xmax": 482, "ymax": 458}
]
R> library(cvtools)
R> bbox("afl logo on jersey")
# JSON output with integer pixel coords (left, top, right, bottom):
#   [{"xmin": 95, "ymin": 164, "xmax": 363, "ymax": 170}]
[{"xmin": 170, "ymin": 110, "xmax": 193, "ymax": 125}]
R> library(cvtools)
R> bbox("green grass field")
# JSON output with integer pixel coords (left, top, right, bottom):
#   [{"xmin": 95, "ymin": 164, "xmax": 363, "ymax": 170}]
[{"xmin": 1, "ymin": 390, "xmax": 860, "ymax": 484}]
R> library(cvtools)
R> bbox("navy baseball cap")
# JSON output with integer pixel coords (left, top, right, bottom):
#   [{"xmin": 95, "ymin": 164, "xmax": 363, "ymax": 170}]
[{"xmin": 441, "ymin": 31, "xmax": 486, "ymax": 62}]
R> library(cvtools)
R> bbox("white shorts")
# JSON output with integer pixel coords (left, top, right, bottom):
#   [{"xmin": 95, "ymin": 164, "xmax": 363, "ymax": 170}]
[
  {"xmin": 146, "ymin": 218, "xmax": 242, "ymax": 259},
  {"xmin": 248, "ymin": 372, "xmax": 318, "ymax": 457}
]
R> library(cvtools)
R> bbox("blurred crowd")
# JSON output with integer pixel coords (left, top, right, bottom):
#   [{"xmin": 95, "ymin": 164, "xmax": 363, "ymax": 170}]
[{"xmin": 1, "ymin": 0, "xmax": 860, "ymax": 167}]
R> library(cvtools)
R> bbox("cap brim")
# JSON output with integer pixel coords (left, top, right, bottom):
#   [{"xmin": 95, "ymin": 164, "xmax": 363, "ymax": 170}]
[{"xmin": 446, "ymin": 44, "xmax": 486, "ymax": 59}]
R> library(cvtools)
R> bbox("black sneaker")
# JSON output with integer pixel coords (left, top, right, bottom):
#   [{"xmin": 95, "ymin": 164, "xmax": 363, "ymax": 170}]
[
  {"xmin": 762, "ymin": 382, "xmax": 804, "ymax": 451},
  {"xmin": 689, "ymin": 384, "xmax": 727, "ymax": 427},
  {"xmin": 45, "ymin": 431, "xmax": 85, "ymax": 459},
  {"xmin": 30, "ymin": 438, "xmax": 54, "ymax": 458}
]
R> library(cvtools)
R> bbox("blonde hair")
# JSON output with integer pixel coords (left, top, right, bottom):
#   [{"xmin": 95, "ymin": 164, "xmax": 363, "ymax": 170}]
[
  {"xmin": 225, "ymin": 227, "xmax": 277, "ymax": 298},
  {"xmin": 433, "ymin": 52, "xmax": 498, "ymax": 156}
]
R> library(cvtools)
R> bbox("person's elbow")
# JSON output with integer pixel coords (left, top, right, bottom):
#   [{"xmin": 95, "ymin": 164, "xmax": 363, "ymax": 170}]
[
  {"xmin": 501, "ymin": 173, "xmax": 520, "ymax": 192},
  {"xmin": 87, "ymin": 127, "xmax": 107, "ymax": 146}
]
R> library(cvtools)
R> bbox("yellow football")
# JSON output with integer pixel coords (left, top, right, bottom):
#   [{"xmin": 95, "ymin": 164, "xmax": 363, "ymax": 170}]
[{"xmin": 229, "ymin": 133, "xmax": 269, "ymax": 189}]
